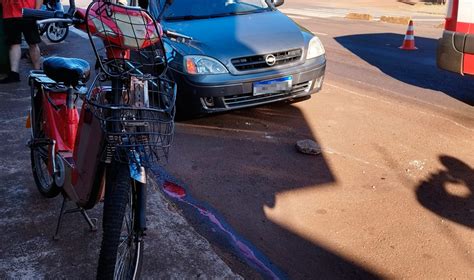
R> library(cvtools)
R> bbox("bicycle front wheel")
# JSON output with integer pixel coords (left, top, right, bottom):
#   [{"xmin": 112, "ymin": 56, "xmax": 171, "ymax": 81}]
[{"xmin": 97, "ymin": 163, "xmax": 143, "ymax": 280}]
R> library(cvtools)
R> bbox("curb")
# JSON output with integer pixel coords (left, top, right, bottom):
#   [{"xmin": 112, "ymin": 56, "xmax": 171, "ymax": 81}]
[
  {"xmin": 345, "ymin": 13, "xmax": 373, "ymax": 21},
  {"xmin": 380, "ymin": 16, "xmax": 412, "ymax": 25},
  {"xmin": 345, "ymin": 13, "xmax": 440, "ymax": 26},
  {"xmin": 345, "ymin": 13, "xmax": 411, "ymax": 25}
]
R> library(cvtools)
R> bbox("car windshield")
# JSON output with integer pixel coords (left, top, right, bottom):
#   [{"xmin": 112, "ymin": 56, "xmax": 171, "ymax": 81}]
[{"xmin": 150, "ymin": 0, "xmax": 271, "ymax": 21}]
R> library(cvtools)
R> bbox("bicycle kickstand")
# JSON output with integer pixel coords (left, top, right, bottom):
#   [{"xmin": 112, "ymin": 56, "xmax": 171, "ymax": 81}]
[{"xmin": 53, "ymin": 196, "xmax": 98, "ymax": 241}]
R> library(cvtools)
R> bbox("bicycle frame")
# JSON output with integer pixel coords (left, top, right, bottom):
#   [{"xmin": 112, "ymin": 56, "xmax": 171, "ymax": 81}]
[
  {"xmin": 29, "ymin": 72, "xmax": 107, "ymax": 209},
  {"xmin": 24, "ymin": 1, "xmax": 174, "ymax": 276},
  {"xmin": 27, "ymin": 1, "xmax": 170, "ymax": 215}
]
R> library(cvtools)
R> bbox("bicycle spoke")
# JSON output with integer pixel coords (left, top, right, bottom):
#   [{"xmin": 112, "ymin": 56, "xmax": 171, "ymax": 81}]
[
  {"xmin": 118, "ymin": 236, "xmax": 129, "ymax": 250},
  {"xmin": 113, "ymin": 186, "xmax": 138, "ymax": 280},
  {"xmin": 33, "ymin": 147, "xmax": 53, "ymax": 187},
  {"xmin": 115, "ymin": 240, "xmax": 133, "ymax": 279}
]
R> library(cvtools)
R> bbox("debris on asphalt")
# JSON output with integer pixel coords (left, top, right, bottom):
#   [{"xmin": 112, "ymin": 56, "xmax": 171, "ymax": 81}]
[
  {"xmin": 296, "ymin": 139, "xmax": 322, "ymax": 155},
  {"xmin": 409, "ymin": 160, "xmax": 426, "ymax": 171}
]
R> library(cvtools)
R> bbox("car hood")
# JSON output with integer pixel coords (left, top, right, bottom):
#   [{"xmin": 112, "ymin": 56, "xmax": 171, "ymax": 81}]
[{"xmin": 163, "ymin": 11, "xmax": 306, "ymax": 63}]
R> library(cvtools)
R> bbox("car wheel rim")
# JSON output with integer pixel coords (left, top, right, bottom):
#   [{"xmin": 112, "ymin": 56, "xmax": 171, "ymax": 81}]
[{"xmin": 47, "ymin": 23, "xmax": 67, "ymax": 41}]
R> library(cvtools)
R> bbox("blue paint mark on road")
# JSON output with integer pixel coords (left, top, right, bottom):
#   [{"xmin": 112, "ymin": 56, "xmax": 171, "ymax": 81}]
[{"xmin": 151, "ymin": 166, "xmax": 287, "ymax": 280}]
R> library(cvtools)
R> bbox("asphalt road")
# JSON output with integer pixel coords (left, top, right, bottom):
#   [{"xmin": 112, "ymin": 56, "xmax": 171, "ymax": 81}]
[
  {"xmin": 1, "ymin": 2, "xmax": 473, "ymax": 280},
  {"xmin": 164, "ymin": 8, "xmax": 474, "ymax": 280}
]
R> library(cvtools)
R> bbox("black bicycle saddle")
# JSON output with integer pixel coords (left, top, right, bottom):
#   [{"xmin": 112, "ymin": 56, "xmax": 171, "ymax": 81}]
[{"xmin": 43, "ymin": 57, "xmax": 91, "ymax": 86}]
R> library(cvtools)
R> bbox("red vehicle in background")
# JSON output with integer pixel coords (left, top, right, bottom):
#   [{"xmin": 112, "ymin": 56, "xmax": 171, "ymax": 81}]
[{"xmin": 437, "ymin": 0, "xmax": 474, "ymax": 75}]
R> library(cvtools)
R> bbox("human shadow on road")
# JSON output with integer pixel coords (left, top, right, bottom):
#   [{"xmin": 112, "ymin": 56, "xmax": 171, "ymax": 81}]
[
  {"xmin": 416, "ymin": 155, "xmax": 474, "ymax": 228},
  {"xmin": 170, "ymin": 101, "xmax": 382, "ymax": 279},
  {"xmin": 335, "ymin": 33, "xmax": 474, "ymax": 105}
]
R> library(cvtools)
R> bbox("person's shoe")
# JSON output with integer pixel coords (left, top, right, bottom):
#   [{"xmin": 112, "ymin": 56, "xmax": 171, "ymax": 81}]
[{"xmin": 0, "ymin": 71, "xmax": 20, "ymax": 84}]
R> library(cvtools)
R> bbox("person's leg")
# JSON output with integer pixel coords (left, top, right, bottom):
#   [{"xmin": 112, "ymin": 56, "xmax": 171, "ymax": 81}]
[
  {"xmin": 23, "ymin": 19, "xmax": 42, "ymax": 70},
  {"xmin": 9, "ymin": 44, "xmax": 21, "ymax": 73},
  {"xmin": 28, "ymin": 44, "xmax": 41, "ymax": 70},
  {"xmin": 0, "ymin": 19, "xmax": 22, "ymax": 83}
]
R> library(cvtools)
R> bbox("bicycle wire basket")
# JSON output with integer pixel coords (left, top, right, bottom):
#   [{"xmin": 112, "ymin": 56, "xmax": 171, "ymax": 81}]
[
  {"xmin": 84, "ymin": 2, "xmax": 176, "ymax": 167},
  {"xmin": 85, "ymin": 1, "xmax": 166, "ymax": 78}
]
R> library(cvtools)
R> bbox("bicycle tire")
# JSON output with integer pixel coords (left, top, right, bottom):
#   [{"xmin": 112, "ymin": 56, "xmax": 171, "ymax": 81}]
[
  {"xmin": 30, "ymin": 92, "xmax": 61, "ymax": 198},
  {"xmin": 97, "ymin": 163, "xmax": 143, "ymax": 279},
  {"xmin": 46, "ymin": 23, "xmax": 69, "ymax": 43}
]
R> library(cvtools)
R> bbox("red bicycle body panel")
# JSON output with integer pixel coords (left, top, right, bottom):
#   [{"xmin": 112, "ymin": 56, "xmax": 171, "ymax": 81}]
[
  {"xmin": 42, "ymin": 92, "xmax": 79, "ymax": 151},
  {"xmin": 70, "ymin": 102, "xmax": 106, "ymax": 208}
]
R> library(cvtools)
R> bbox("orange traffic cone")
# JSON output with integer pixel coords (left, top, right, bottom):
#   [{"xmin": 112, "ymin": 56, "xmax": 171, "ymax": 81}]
[{"xmin": 400, "ymin": 20, "xmax": 417, "ymax": 50}]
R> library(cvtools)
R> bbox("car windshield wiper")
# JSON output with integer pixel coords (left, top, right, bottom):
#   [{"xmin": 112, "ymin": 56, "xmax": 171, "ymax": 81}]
[
  {"xmin": 208, "ymin": 9, "xmax": 269, "ymax": 18},
  {"xmin": 164, "ymin": 15, "xmax": 210, "ymax": 21},
  {"xmin": 165, "ymin": 9, "xmax": 269, "ymax": 21}
]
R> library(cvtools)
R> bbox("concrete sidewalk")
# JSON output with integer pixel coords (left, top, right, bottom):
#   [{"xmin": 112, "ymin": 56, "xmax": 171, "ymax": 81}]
[{"xmin": 0, "ymin": 30, "xmax": 241, "ymax": 279}]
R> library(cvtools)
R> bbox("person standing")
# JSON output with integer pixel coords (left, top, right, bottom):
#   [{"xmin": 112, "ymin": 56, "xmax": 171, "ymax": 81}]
[{"xmin": 0, "ymin": 0, "xmax": 42, "ymax": 83}]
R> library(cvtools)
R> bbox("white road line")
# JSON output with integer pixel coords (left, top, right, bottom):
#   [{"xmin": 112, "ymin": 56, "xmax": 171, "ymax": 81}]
[
  {"xmin": 288, "ymin": 15, "xmax": 311, "ymax": 20},
  {"xmin": 312, "ymin": 31, "xmax": 329, "ymax": 36},
  {"xmin": 302, "ymin": 7, "xmax": 349, "ymax": 16},
  {"xmin": 280, "ymin": 8, "xmax": 345, "ymax": 18}
]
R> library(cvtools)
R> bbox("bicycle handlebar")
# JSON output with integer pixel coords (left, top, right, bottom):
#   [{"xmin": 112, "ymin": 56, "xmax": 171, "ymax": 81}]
[
  {"xmin": 37, "ymin": 18, "xmax": 75, "ymax": 25},
  {"xmin": 22, "ymin": 8, "xmax": 62, "ymax": 19},
  {"xmin": 23, "ymin": 0, "xmax": 76, "ymax": 19}
]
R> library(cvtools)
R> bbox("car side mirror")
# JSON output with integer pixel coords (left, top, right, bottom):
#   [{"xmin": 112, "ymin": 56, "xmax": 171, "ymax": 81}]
[{"xmin": 271, "ymin": 0, "xmax": 284, "ymax": 7}]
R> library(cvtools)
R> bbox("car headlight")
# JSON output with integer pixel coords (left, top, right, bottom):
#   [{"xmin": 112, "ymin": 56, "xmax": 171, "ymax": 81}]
[
  {"xmin": 306, "ymin": 36, "xmax": 325, "ymax": 59},
  {"xmin": 184, "ymin": 55, "xmax": 229, "ymax": 75}
]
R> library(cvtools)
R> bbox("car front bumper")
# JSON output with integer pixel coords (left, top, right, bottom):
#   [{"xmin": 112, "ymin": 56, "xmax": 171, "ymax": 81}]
[
  {"xmin": 437, "ymin": 30, "xmax": 464, "ymax": 75},
  {"xmin": 172, "ymin": 56, "xmax": 326, "ymax": 113}
]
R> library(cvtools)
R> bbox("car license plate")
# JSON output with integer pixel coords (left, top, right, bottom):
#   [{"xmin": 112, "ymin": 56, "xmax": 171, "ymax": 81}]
[{"xmin": 253, "ymin": 76, "xmax": 292, "ymax": 96}]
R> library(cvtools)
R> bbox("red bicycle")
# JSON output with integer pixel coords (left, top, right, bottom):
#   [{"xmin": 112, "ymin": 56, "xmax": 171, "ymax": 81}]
[{"xmin": 24, "ymin": 1, "xmax": 176, "ymax": 278}]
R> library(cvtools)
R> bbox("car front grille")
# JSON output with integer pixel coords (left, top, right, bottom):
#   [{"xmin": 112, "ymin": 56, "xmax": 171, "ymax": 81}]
[
  {"xmin": 231, "ymin": 49, "xmax": 303, "ymax": 71},
  {"xmin": 223, "ymin": 81, "xmax": 311, "ymax": 108}
]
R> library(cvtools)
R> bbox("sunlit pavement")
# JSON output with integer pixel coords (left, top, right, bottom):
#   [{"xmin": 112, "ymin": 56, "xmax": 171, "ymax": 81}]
[{"xmin": 1, "ymin": 2, "xmax": 473, "ymax": 279}]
